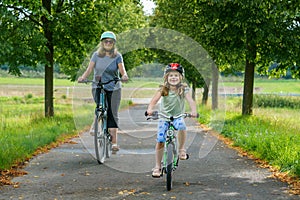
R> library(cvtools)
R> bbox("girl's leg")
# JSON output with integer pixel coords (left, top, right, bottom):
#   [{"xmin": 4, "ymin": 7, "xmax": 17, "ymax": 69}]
[
  {"xmin": 152, "ymin": 142, "xmax": 164, "ymax": 177},
  {"xmin": 178, "ymin": 130, "xmax": 187, "ymax": 160},
  {"xmin": 155, "ymin": 142, "xmax": 164, "ymax": 168},
  {"xmin": 178, "ymin": 130, "xmax": 186, "ymax": 150}
]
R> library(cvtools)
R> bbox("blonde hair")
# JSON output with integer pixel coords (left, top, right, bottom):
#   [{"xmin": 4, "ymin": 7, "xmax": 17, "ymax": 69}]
[
  {"xmin": 96, "ymin": 41, "xmax": 118, "ymax": 58},
  {"xmin": 160, "ymin": 72, "xmax": 187, "ymax": 97}
]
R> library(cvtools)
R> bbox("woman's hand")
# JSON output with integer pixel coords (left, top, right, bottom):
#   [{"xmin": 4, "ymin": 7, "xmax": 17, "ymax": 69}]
[
  {"xmin": 121, "ymin": 74, "xmax": 129, "ymax": 82},
  {"xmin": 77, "ymin": 76, "xmax": 85, "ymax": 83}
]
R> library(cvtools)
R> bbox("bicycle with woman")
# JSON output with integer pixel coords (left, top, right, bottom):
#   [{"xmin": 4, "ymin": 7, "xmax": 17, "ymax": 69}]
[{"xmin": 78, "ymin": 31, "xmax": 128, "ymax": 163}]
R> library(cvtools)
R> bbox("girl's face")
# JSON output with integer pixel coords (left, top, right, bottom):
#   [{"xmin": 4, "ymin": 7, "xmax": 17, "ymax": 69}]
[{"xmin": 167, "ymin": 71, "xmax": 181, "ymax": 86}]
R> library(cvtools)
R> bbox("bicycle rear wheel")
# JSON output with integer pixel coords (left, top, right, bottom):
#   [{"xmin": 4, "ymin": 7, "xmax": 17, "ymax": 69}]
[
  {"xmin": 166, "ymin": 143, "xmax": 174, "ymax": 191},
  {"xmin": 94, "ymin": 116, "xmax": 106, "ymax": 164}
]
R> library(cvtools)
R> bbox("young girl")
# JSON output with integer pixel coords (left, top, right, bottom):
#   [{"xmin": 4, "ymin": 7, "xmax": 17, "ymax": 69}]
[{"xmin": 146, "ymin": 63, "xmax": 197, "ymax": 178}]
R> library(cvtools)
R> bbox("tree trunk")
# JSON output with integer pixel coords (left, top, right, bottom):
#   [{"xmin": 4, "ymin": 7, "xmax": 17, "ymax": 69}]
[
  {"xmin": 42, "ymin": 0, "xmax": 54, "ymax": 117},
  {"xmin": 242, "ymin": 59, "xmax": 255, "ymax": 115},
  {"xmin": 192, "ymin": 81, "xmax": 196, "ymax": 100},
  {"xmin": 211, "ymin": 62, "xmax": 218, "ymax": 110},
  {"xmin": 202, "ymin": 78, "xmax": 210, "ymax": 105}
]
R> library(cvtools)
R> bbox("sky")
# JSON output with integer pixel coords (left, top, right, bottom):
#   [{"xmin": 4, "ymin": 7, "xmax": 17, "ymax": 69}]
[{"xmin": 141, "ymin": 0, "xmax": 156, "ymax": 15}]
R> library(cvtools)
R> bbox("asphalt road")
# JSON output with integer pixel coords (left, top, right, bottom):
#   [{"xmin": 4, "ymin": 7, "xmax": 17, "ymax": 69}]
[{"xmin": 0, "ymin": 104, "xmax": 298, "ymax": 200}]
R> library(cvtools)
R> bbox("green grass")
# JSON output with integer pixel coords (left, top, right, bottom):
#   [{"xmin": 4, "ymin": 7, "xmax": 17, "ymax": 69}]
[
  {"xmin": 205, "ymin": 94, "xmax": 300, "ymax": 177},
  {"xmin": 221, "ymin": 76, "xmax": 300, "ymax": 94},
  {"xmin": 0, "ymin": 96, "xmax": 77, "ymax": 170},
  {"xmin": 0, "ymin": 92, "xmax": 132, "ymax": 170},
  {"xmin": 0, "ymin": 77, "xmax": 74, "ymax": 86},
  {"xmin": 221, "ymin": 110, "xmax": 300, "ymax": 176}
]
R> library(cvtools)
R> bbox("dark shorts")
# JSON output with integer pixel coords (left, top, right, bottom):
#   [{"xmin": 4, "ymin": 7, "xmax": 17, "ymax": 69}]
[{"xmin": 92, "ymin": 88, "xmax": 121, "ymax": 128}]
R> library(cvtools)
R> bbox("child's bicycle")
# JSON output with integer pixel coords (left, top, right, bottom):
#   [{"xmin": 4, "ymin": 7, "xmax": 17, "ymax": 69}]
[
  {"xmin": 79, "ymin": 77, "xmax": 122, "ymax": 164},
  {"xmin": 146, "ymin": 111, "xmax": 198, "ymax": 191}
]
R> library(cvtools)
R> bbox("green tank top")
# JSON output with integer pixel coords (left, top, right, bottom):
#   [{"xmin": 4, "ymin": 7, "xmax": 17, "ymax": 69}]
[{"xmin": 160, "ymin": 88, "xmax": 189, "ymax": 117}]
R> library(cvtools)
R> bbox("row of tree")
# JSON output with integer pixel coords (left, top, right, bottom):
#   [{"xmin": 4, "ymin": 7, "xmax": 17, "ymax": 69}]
[
  {"xmin": 0, "ymin": 0, "xmax": 147, "ymax": 116},
  {"xmin": 151, "ymin": 0, "xmax": 299, "ymax": 115},
  {"xmin": 0, "ymin": 0, "xmax": 299, "ymax": 117}
]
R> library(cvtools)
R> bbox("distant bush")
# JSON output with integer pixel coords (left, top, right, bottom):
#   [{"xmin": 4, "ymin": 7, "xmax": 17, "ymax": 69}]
[{"xmin": 254, "ymin": 94, "xmax": 300, "ymax": 109}]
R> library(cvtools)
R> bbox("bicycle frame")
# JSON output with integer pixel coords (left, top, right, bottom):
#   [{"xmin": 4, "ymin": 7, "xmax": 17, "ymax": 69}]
[{"xmin": 162, "ymin": 121, "xmax": 179, "ymax": 173}]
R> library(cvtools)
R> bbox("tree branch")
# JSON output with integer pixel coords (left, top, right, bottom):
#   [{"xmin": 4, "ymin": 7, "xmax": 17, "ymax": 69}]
[{"xmin": 0, "ymin": 3, "xmax": 43, "ymax": 27}]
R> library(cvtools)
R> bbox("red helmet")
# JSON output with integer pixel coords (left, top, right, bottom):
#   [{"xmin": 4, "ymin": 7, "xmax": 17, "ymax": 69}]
[{"xmin": 164, "ymin": 63, "xmax": 184, "ymax": 76}]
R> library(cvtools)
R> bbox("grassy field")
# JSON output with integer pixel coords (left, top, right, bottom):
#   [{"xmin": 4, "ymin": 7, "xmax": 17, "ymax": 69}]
[{"xmin": 0, "ymin": 77, "xmax": 300, "ymax": 185}]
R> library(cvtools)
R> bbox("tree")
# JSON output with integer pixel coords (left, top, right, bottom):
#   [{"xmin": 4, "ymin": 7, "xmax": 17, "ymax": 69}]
[
  {"xmin": 196, "ymin": 0, "xmax": 300, "ymax": 115},
  {"xmin": 152, "ymin": 0, "xmax": 221, "ymax": 108},
  {"xmin": 0, "ymin": 0, "xmax": 147, "ymax": 117},
  {"xmin": 152, "ymin": 0, "xmax": 299, "ymax": 115}
]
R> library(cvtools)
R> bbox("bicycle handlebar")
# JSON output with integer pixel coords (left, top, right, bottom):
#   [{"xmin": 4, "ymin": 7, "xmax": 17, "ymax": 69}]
[
  {"xmin": 145, "ymin": 111, "xmax": 199, "ymax": 121},
  {"xmin": 78, "ymin": 78, "xmax": 123, "ymax": 85}
]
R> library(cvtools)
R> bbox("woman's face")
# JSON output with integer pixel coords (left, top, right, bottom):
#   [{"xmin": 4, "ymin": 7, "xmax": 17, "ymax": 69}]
[
  {"xmin": 167, "ymin": 71, "xmax": 181, "ymax": 86},
  {"xmin": 102, "ymin": 39, "xmax": 115, "ymax": 51}
]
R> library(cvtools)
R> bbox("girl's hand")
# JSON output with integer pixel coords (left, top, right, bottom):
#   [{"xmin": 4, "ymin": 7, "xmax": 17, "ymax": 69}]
[
  {"xmin": 191, "ymin": 112, "xmax": 199, "ymax": 118},
  {"xmin": 145, "ymin": 110, "xmax": 152, "ymax": 116}
]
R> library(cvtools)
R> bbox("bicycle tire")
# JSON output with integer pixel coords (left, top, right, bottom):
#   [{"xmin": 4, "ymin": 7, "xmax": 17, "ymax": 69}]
[
  {"xmin": 94, "ymin": 116, "xmax": 106, "ymax": 164},
  {"xmin": 166, "ymin": 143, "xmax": 174, "ymax": 191}
]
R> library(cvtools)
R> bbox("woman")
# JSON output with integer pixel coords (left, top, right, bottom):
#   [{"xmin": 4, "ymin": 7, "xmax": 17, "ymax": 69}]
[{"xmin": 78, "ymin": 31, "xmax": 128, "ymax": 152}]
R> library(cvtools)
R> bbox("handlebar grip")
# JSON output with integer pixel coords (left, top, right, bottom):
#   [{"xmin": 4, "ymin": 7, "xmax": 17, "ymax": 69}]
[{"xmin": 78, "ymin": 80, "xmax": 87, "ymax": 83}]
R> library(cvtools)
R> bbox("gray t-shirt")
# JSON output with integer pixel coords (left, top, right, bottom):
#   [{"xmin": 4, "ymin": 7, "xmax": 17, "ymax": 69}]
[{"xmin": 91, "ymin": 51, "xmax": 123, "ymax": 91}]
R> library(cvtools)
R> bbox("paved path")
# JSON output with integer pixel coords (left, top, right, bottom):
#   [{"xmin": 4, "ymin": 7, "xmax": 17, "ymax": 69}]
[{"xmin": 0, "ymin": 104, "xmax": 298, "ymax": 200}]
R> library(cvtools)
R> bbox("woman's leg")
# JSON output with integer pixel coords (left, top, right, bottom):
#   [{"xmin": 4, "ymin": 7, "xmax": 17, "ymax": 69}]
[{"xmin": 106, "ymin": 89, "xmax": 121, "ymax": 150}]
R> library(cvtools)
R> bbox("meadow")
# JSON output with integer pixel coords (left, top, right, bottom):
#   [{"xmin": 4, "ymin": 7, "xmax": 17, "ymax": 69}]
[{"xmin": 0, "ymin": 76, "xmax": 300, "ymax": 184}]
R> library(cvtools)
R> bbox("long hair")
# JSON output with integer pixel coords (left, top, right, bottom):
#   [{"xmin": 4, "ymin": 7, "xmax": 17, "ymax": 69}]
[
  {"xmin": 160, "ymin": 72, "xmax": 187, "ymax": 97},
  {"xmin": 96, "ymin": 41, "xmax": 118, "ymax": 58}
]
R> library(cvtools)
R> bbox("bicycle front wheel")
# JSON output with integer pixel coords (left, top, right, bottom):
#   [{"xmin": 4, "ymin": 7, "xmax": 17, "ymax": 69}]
[
  {"xmin": 106, "ymin": 132, "xmax": 112, "ymax": 158},
  {"xmin": 166, "ymin": 143, "xmax": 174, "ymax": 191},
  {"xmin": 94, "ymin": 116, "xmax": 106, "ymax": 164}
]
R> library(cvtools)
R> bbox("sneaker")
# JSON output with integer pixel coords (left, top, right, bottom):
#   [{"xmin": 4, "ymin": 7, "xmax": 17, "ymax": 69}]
[{"xmin": 89, "ymin": 128, "xmax": 95, "ymax": 136}]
